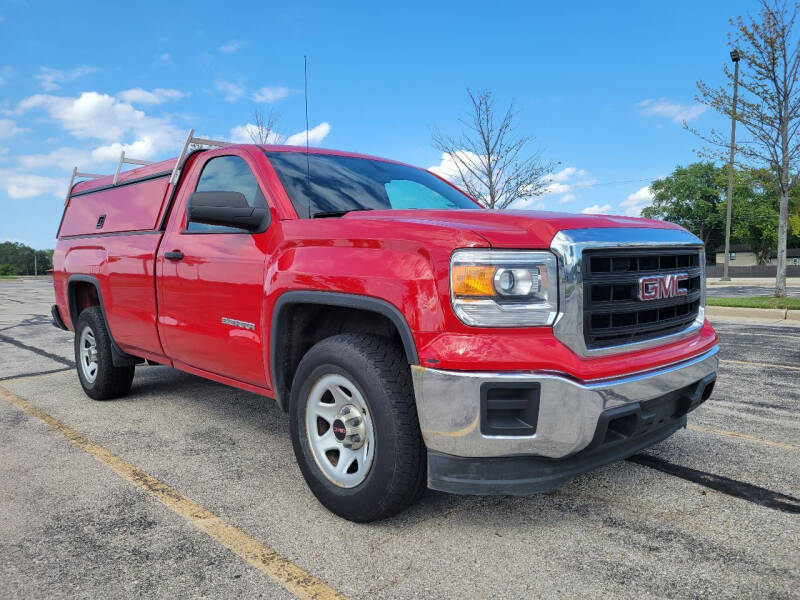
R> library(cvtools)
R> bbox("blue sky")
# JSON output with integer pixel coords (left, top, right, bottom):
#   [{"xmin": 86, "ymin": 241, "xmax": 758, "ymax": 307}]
[{"xmin": 1, "ymin": 0, "xmax": 758, "ymax": 249}]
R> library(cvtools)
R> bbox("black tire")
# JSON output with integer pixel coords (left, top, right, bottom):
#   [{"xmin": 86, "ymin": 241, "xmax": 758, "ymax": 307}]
[
  {"xmin": 289, "ymin": 333, "xmax": 426, "ymax": 522},
  {"xmin": 74, "ymin": 306, "xmax": 135, "ymax": 400}
]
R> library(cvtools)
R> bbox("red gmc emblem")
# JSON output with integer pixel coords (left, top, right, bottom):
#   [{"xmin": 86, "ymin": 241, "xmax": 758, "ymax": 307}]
[{"xmin": 638, "ymin": 273, "xmax": 689, "ymax": 301}]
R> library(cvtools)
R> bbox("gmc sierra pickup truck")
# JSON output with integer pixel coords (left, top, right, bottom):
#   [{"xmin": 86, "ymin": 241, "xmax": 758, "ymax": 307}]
[{"xmin": 52, "ymin": 134, "xmax": 719, "ymax": 521}]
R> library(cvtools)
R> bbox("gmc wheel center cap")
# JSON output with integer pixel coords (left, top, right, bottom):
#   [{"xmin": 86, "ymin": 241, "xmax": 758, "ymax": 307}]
[
  {"xmin": 330, "ymin": 404, "xmax": 367, "ymax": 450},
  {"xmin": 332, "ymin": 419, "xmax": 347, "ymax": 441}
]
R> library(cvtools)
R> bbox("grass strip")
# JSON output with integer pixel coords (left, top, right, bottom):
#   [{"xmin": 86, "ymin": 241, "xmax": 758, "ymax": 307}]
[{"xmin": 707, "ymin": 296, "xmax": 800, "ymax": 310}]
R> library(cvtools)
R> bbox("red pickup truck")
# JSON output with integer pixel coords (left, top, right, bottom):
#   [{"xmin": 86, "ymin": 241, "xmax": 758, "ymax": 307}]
[{"xmin": 52, "ymin": 136, "xmax": 719, "ymax": 521}]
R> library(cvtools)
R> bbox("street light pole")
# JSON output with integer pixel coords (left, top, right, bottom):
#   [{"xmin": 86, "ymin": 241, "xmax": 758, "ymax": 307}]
[{"xmin": 722, "ymin": 49, "xmax": 740, "ymax": 281}]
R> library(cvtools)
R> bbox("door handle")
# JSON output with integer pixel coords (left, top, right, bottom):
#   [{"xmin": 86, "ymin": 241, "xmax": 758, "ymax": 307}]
[{"xmin": 165, "ymin": 250, "xmax": 184, "ymax": 261}]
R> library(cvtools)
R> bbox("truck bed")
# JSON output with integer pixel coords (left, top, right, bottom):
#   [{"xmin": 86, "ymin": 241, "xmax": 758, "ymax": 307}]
[{"xmin": 54, "ymin": 160, "xmax": 176, "ymax": 362}]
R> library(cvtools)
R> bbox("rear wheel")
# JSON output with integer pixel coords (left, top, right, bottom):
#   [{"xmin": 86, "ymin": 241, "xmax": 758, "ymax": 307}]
[
  {"xmin": 74, "ymin": 306, "xmax": 135, "ymax": 400},
  {"xmin": 289, "ymin": 333, "xmax": 426, "ymax": 522}
]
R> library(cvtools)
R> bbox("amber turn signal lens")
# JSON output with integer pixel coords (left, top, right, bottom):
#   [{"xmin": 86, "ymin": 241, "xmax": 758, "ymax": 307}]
[{"xmin": 451, "ymin": 265, "xmax": 497, "ymax": 297}]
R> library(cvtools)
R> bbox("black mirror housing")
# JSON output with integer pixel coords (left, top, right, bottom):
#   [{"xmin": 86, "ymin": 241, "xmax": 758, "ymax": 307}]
[{"xmin": 187, "ymin": 191, "xmax": 268, "ymax": 231}]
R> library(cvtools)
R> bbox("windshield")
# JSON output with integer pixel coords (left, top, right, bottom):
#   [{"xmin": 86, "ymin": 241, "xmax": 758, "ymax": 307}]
[{"xmin": 265, "ymin": 151, "xmax": 479, "ymax": 218}]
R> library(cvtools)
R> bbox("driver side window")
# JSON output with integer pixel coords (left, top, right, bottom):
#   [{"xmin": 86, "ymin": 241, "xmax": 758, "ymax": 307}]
[{"xmin": 187, "ymin": 155, "xmax": 267, "ymax": 232}]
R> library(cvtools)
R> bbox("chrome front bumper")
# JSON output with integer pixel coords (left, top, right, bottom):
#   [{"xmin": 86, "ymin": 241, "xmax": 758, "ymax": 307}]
[{"xmin": 411, "ymin": 345, "xmax": 719, "ymax": 459}]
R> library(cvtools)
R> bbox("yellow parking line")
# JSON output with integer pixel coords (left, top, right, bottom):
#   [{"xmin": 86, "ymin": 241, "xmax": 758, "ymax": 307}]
[
  {"xmin": 721, "ymin": 359, "xmax": 800, "ymax": 372},
  {"xmin": 0, "ymin": 386, "xmax": 347, "ymax": 600},
  {"xmin": 688, "ymin": 423, "xmax": 799, "ymax": 451}
]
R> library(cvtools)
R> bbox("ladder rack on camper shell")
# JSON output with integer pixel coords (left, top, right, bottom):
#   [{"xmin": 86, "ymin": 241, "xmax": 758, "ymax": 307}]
[
  {"xmin": 64, "ymin": 129, "xmax": 232, "ymax": 205},
  {"xmin": 169, "ymin": 129, "xmax": 231, "ymax": 184},
  {"xmin": 63, "ymin": 152, "xmax": 153, "ymax": 205},
  {"xmin": 113, "ymin": 151, "xmax": 152, "ymax": 185}
]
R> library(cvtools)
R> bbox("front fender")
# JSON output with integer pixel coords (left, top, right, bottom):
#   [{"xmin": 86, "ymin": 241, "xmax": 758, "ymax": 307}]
[
  {"xmin": 263, "ymin": 241, "xmax": 448, "ymax": 405},
  {"xmin": 266, "ymin": 242, "xmax": 445, "ymax": 332}
]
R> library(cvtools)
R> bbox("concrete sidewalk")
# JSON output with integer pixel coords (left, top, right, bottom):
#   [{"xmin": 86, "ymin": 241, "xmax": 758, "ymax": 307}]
[
  {"xmin": 706, "ymin": 305, "xmax": 800, "ymax": 322},
  {"xmin": 707, "ymin": 277, "xmax": 800, "ymax": 287}
]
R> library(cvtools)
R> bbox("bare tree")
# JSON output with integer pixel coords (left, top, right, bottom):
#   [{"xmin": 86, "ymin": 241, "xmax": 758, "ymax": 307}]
[
  {"xmin": 691, "ymin": 1, "xmax": 800, "ymax": 297},
  {"xmin": 248, "ymin": 108, "xmax": 285, "ymax": 144},
  {"xmin": 432, "ymin": 89, "xmax": 555, "ymax": 209}
]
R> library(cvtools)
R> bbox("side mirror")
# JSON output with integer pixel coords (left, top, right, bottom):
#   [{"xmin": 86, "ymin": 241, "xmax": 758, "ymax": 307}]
[{"xmin": 187, "ymin": 191, "xmax": 268, "ymax": 231}]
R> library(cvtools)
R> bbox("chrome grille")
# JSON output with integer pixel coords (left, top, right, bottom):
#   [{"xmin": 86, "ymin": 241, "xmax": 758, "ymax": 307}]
[{"xmin": 582, "ymin": 248, "xmax": 702, "ymax": 349}]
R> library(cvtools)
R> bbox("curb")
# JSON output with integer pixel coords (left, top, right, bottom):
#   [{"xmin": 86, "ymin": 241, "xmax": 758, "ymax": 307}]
[{"xmin": 706, "ymin": 306, "xmax": 792, "ymax": 320}]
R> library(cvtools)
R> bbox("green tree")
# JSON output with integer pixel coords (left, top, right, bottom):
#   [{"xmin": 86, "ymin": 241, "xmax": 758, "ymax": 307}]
[
  {"xmin": 692, "ymin": 1, "xmax": 800, "ymax": 296},
  {"xmin": 0, "ymin": 242, "xmax": 54, "ymax": 275},
  {"xmin": 642, "ymin": 163, "xmax": 800, "ymax": 264},
  {"xmin": 730, "ymin": 169, "xmax": 780, "ymax": 263},
  {"xmin": 642, "ymin": 163, "xmax": 726, "ymax": 251},
  {"xmin": 730, "ymin": 168, "xmax": 800, "ymax": 263}
]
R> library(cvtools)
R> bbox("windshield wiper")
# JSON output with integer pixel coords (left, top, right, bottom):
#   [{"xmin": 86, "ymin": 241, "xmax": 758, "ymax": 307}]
[{"xmin": 312, "ymin": 208, "xmax": 374, "ymax": 219}]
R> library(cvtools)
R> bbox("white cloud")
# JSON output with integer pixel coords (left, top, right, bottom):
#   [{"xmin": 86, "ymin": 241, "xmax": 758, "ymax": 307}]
[
  {"xmin": 619, "ymin": 185, "xmax": 654, "ymax": 217},
  {"xmin": 542, "ymin": 182, "xmax": 567, "ymax": 194},
  {"xmin": 230, "ymin": 123, "xmax": 283, "ymax": 144},
  {"xmin": 513, "ymin": 198, "xmax": 547, "ymax": 210},
  {"xmin": 229, "ymin": 121, "xmax": 331, "ymax": 146},
  {"xmin": 429, "ymin": 151, "xmax": 482, "ymax": 182},
  {"xmin": 252, "ymin": 86, "xmax": 290, "ymax": 103},
  {"xmin": 18, "ymin": 92, "xmax": 139, "ymax": 140},
  {"xmin": 17, "ymin": 92, "xmax": 176, "ymax": 144},
  {"xmin": 285, "ymin": 122, "xmax": 332, "ymax": 146},
  {"xmin": 540, "ymin": 166, "xmax": 597, "ymax": 197},
  {"xmin": 0, "ymin": 119, "xmax": 23, "ymax": 138},
  {"xmin": 2, "ymin": 90, "xmax": 185, "ymax": 202},
  {"xmin": 117, "ymin": 88, "xmax": 185, "ymax": 105},
  {"xmin": 2, "ymin": 89, "xmax": 189, "ymax": 204},
  {"xmin": 430, "ymin": 156, "xmax": 596, "ymax": 210},
  {"xmin": 636, "ymin": 98, "xmax": 706, "ymax": 124},
  {"xmin": 219, "ymin": 40, "xmax": 245, "ymax": 53},
  {"xmin": 15, "ymin": 91, "xmax": 181, "ymax": 162},
  {"xmin": 549, "ymin": 167, "xmax": 587, "ymax": 183},
  {"xmin": 581, "ymin": 203, "xmax": 613, "ymax": 215},
  {"xmin": 35, "ymin": 66, "xmax": 97, "ymax": 91},
  {"xmin": 17, "ymin": 147, "xmax": 92, "ymax": 171},
  {"xmin": 90, "ymin": 138, "xmax": 167, "ymax": 162},
  {"xmin": 215, "ymin": 80, "xmax": 245, "ymax": 102},
  {"xmin": 0, "ymin": 170, "xmax": 65, "ymax": 199},
  {"xmin": 230, "ymin": 124, "xmax": 257, "ymax": 144}
]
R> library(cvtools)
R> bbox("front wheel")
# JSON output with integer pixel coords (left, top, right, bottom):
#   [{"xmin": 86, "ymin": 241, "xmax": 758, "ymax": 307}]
[{"xmin": 289, "ymin": 334, "xmax": 426, "ymax": 522}]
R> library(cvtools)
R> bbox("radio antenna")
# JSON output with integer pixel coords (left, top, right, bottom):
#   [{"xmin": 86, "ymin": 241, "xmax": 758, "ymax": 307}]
[{"xmin": 304, "ymin": 55, "xmax": 312, "ymax": 218}]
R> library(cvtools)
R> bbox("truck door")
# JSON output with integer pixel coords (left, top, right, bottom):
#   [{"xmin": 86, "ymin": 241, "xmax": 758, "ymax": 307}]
[{"xmin": 157, "ymin": 149, "xmax": 272, "ymax": 387}]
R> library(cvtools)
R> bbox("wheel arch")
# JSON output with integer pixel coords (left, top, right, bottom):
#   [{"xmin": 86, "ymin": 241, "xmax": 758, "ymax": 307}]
[
  {"xmin": 67, "ymin": 274, "xmax": 141, "ymax": 367},
  {"xmin": 269, "ymin": 291, "xmax": 419, "ymax": 411}
]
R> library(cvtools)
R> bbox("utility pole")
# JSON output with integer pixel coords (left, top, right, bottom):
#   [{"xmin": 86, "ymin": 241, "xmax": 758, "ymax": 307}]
[
  {"xmin": 34, "ymin": 252, "xmax": 37, "ymax": 276},
  {"xmin": 722, "ymin": 49, "xmax": 740, "ymax": 281}
]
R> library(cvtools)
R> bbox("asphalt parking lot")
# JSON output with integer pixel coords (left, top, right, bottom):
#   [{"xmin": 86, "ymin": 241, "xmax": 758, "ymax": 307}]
[{"xmin": 1, "ymin": 278, "xmax": 798, "ymax": 599}]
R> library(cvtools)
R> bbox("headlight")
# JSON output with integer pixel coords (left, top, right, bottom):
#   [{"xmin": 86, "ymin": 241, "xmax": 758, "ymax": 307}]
[{"xmin": 450, "ymin": 249, "xmax": 558, "ymax": 327}]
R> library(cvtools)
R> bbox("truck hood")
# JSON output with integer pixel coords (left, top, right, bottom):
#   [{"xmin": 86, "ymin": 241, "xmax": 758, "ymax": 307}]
[{"xmin": 346, "ymin": 209, "xmax": 686, "ymax": 248}]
